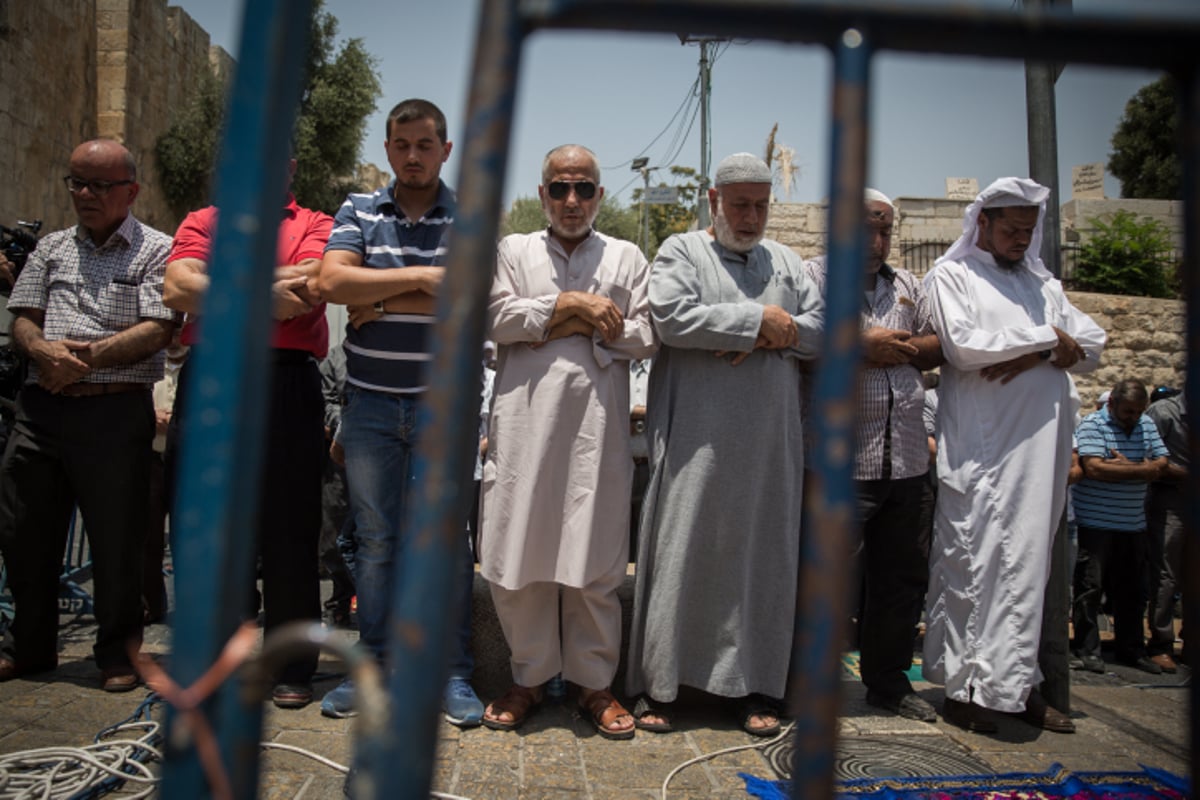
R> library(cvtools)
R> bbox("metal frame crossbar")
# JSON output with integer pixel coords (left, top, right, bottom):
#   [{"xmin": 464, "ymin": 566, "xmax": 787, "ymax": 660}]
[{"xmin": 161, "ymin": 1, "xmax": 1200, "ymax": 798}]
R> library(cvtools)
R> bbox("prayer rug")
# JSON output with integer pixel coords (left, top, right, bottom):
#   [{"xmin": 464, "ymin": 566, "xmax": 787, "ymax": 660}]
[
  {"xmin": 841, "ymin": 651, "xmax": 924, "ymax": 684},
  {"xmin": 740, "ymin": 763, "xmax": 1189, "ymax": 799}
]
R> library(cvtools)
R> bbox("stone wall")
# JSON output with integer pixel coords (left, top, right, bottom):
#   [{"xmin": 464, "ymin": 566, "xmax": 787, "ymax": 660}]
[
  {"xmin": 0, "ymin": 0, "xmax": 97, "ymax": 232},
  {"xmin": 1061, "ymin": 198, "xmax": 1184, "ymax": 249},
  {"xmin": 1068, "ymin": 292, "xmax": 1186, "ymax": 407},
  {"xmin": 0, "ymin": 0, "xmax": 228, "ymax": 234}
]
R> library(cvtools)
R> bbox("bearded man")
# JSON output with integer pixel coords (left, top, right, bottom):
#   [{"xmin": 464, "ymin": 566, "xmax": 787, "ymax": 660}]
[
  {"xmin": 478, "ymin": 144, "xmax": 656, "ymax": 739},
  {"xmin": 624, "ymin": 152, "xmax": 823, "ymax": 736},
  {"xmin": 922, "ymin": 177, "xmax": 1105, "ymax": 734}
]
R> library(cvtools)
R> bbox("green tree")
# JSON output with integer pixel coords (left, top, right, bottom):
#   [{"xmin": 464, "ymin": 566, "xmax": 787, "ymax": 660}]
[
  {"xmin": 631, "ymin": 165, "xmax": 699, "ymax": 259},
  {"xmin": 1071, "ymin": 211, "xmax": 1177, "ymax": 298},
  {"xmin": 1108, "ymin": 76, "xmax": 1180, "ymax": 199},
  {"xmin": 155, "ymin": 69, "xmax": 225, "ymax": 219},
  {"xmin": 155, "ymin": 0, "xmax": 381, "ymax": 219},
  {"xmin": 499, "ymin": 197, "xmax": 545, "ymax": 237},
  {"xmin": 291, "ymin": 1, "xmax": 381, "ymax": 213}
]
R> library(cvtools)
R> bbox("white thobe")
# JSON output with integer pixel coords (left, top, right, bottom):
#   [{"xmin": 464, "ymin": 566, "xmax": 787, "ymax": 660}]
[
  {"xmin": 479, "ymin": 229, "xmax": 655, "ymax": 591},
  {"xmin": 922, "ymin": 244, "xmax": 1105, "ymax": 712}
]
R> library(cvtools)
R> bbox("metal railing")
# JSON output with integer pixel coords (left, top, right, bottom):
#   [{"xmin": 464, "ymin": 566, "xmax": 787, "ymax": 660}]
[{"xmin": 160, "ymin": 2, "xmax": 1200, "ymax": 798}]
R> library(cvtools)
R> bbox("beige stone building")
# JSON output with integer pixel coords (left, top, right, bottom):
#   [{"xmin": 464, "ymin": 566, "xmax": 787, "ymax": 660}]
[{"xmin": 0, "ymin": 0, "xmax": 231, "ymax": 235}]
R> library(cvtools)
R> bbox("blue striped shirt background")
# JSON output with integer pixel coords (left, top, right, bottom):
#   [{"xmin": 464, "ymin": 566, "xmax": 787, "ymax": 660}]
[
  {"xmin": 325, "ymin": 181, "xmax": 455, "ymax": 393},
  {"xmin": 1073, "ymin": 406, "xmax": 1168, "ymax": 531}
]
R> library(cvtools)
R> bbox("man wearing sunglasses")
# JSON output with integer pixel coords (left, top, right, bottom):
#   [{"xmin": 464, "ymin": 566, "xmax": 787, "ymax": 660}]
[
  {"xmin": 625, "ymin": 152, "xmax": 823, "ymax": 737},
  {"xmin": 0, "ymin": 139, "xmax": 175, "ymax": 692},
  {"xmin": 479, "ymin": 144, "xmax": 655, "ymax": 739}
]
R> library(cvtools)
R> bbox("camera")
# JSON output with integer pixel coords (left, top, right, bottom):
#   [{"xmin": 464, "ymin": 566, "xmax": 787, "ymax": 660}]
[{"xmin": 1, "ymin": 219, "xmax": 42, "ymax": 293}]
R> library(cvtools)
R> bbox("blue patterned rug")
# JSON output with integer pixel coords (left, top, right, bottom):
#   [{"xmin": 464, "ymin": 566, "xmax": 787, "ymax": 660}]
[{"xmin": 741, "ymin": 763, "xmax": 1189, "ymax": 799}]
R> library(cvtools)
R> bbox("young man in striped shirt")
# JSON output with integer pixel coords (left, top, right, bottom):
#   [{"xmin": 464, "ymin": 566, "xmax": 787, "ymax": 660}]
[
  {"xmin": 1072, "ymin": 379, "xmax": 1169, "ymax": 675},
  {"xmin": 317, "ymin": 98, "xmax": 483, "ymax": 726}
]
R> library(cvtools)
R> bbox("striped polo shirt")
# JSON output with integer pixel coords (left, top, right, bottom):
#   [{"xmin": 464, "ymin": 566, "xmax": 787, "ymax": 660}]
[
  {"xmin": 325, "ymin": 180, "xmax": 455, "ymax": 393},
  {"xmin": 1073, "ymin": 406, "xmax": 1169, "ymax": 531}
]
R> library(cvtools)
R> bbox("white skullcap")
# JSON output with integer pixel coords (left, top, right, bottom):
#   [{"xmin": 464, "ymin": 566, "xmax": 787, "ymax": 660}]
[
  {"xmin": 865, "ymin": 188, "xmax": 893, "ymax": 208},
  {"xmin": 714, "ymin": 153, "xmax": 772, "ymax": 186},
  {"xmin": 1098, "ymin": 390, "xmax": 1111, "ymax": 406}
]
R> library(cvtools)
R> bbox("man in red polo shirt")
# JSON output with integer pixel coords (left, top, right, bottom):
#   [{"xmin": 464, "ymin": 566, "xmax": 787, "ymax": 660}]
[{"xmin": 163, "ymin": 159, "xmax": 332, "ymax": 709}]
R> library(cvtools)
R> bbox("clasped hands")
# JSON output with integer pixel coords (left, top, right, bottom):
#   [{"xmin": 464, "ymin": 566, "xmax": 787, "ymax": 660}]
[
  {"xmin": 33, "ymin": 338, "xmax": 92, "ymax": 393},
  {"xmin": 715, "ymin": 304, "xmax": 796, "ymax": 366},
  {"xmin": 532, "ymin": 290, "xmax": 624, "ymax": 348},
  {"xmin": 981, "ymin": 326, "xmax": 1087, "ymax": 384}
]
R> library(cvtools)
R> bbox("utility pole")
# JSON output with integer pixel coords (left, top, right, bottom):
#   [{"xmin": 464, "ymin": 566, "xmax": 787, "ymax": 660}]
[
  {"xmin": 631, "ymin": 157, "xmax": 651, "ymax": 255},
  {"xmin": 1023, "ymin": 0, "xmax": 1072, "ymax": 716},
  {"xmin": 680, "ymin": 35, "xmax": 723, "ymax": 228},
  {"xmin": 697, "ymin": 39, "xmax": 712, "ymax": 227}
]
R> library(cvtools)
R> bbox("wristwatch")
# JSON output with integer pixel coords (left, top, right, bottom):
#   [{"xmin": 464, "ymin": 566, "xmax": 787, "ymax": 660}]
[
  {"xmin": 374, "ymin": 300, "xmax": 385, "ymax": 314},
  {"xmin": 1038, "ymin": 349, "xmax": 1052, "ymax": 360}
]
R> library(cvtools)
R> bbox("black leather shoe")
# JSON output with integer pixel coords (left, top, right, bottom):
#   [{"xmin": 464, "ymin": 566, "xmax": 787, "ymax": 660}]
[
  {"xmin": 1018, "ymin": 690, "xmax": 1075, "ymax": 733},
  {"xmin": 942, "ymin": 697, "xmax": 998, "ymax": 733},
  {"xmin": 866, "ymin": 689, "xmax": 937, "ymax": 722}
]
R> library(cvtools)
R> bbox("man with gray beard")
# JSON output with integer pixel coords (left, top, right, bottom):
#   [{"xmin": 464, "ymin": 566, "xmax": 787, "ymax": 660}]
[{"xmin": 624, "ymin": 152, "xmax": 823, "ymax": 735}]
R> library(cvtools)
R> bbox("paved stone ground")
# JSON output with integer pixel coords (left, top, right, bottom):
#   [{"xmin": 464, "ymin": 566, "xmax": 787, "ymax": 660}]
[{"xmin": 0, "ymin": 577, "xmax": 1190, "ymax": 799}]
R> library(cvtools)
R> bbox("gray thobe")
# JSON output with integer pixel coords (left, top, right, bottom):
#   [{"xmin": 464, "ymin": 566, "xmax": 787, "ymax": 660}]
[
  {"xmin": 625, "ymin": 230, "xmax": 823, "ymax": 702},
  {"xmin": 479, "ymin": 229, "xmax": 655, "ymax": 591}
]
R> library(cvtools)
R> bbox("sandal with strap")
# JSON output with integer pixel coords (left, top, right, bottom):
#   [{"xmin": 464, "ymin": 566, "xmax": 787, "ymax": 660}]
[
  {"xmin": 579, "ymin": 688, "xmax": 635, "ymax": 740},
  {"xmin": 633, "ymin": 694, "xmax": 674, "ymax": 733},
  {"xmin": 482, "ymin": 684, "xmax": 542, "ymax": 731},
  {"xmin": 739, "ymin": 693, "xmax": 783, "ymax": 738}
]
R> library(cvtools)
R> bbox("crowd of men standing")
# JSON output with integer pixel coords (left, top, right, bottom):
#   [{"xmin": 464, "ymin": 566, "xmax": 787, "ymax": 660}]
[{"xmin": 0, "ymin": 99, "xmax": 1186, "ymax": 745}]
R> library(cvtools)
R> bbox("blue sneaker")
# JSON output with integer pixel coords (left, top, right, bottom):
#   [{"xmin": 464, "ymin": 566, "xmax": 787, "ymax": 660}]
[
  {"xmin": 321, "ymin": 678, "xmax": 358, "ymax": 719},
  {"xmin": 442, "ymin": 677, "xmax": 484, "ymax": 727}
]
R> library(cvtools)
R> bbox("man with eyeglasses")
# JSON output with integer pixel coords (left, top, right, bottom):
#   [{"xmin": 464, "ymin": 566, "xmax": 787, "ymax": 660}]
[
  {"xmin": 625, "ymin": 152, "xmax": 823, "ymax": 737},
  {"xmin": 317, "ymin": 98, "xmax": 485, "ymax": 727},
  {"xmin": 0, "ymin": 139, "xmax": 175, "ymax": 692},
  {"xmin": 478, "ymin": 144, "xmax": 655, "ymax": 738}
]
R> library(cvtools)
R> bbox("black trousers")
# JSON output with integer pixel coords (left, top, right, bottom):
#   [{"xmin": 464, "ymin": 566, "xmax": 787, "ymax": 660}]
[
  {"xmin": 854, "ymin": 473, "xmax": 931, "ymax": 696},
  {"xmin": 1073, "ymin": 525, "xmax": 1149, "ymax": 661},
  {"xmin": 0, "ymin": 385, "xmax": 154, "ymax": 670},
  {"xmin": 167, "ymin": 351, "xmax": 324, "ymax": 684}
]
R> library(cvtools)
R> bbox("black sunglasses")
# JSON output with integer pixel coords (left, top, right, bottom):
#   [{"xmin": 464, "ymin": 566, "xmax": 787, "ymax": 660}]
[
  {"xmin": 63, "ymin": 176, "xmax": 134, "ymax": 197},
  {"xmin": 546, "ymin": 181, "xmax": 597, "ymax": 201}
]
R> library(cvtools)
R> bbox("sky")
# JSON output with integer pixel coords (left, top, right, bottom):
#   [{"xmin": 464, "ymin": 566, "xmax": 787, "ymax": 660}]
[{"xmin": 171, "ymin": 0, "xmax": 1197, "ymax": 212}]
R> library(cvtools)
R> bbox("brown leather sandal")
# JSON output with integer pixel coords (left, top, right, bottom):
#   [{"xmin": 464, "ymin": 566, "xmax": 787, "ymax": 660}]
[
  {"xmin": 579, "ymin": 688, "xmax": 635, "ymax": 740},
  {"xmin": 482, "ymin": 684, "xmax": 542, "ymax": 731}
]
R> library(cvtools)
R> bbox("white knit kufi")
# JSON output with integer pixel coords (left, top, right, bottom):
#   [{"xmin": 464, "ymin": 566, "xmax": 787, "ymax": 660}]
[
  {"xmin": 865, "ymin": 188, "xmax": 894, "ymax": 209},
  {"xmin": 714, "ymin": 153, "xmax": 772, "ymax": 186}
]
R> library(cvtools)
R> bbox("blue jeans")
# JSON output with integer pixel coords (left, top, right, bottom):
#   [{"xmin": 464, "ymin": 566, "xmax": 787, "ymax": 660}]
[{"xmin": 340, "ymin": 387, "xmax": 474, "ymax": 679}]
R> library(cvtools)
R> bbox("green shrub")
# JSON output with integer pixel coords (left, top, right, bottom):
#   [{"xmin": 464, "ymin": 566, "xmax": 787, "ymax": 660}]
[{"xmin": 1071, "ymin": 211, "xmax": 1177, "ymax": 298}]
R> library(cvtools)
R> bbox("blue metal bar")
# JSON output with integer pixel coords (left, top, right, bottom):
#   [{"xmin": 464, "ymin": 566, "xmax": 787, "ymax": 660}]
[
  {"xmin": 791, "ymin": 28, "xmax": 871, "ymax": 800},
  {"xmin": 520, "ymin": 0, "xmax": 1198, "ymax": 70},
  {"xmin": 160, "ymin": 1, "xmax": 312, "ymax": 798},
  {"xmin": 1179, "ymin": 65, "xmax": 1200, "ymax": 791},
  {"xmin": 365, "ymin": 0, "xmax": 527, "ymax": 797}
]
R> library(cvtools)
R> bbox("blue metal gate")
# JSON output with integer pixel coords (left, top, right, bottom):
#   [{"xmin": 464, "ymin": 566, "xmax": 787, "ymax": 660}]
[{"xmin": 160, "ymin": 2, "xmax": 1200, "ymax": 798}]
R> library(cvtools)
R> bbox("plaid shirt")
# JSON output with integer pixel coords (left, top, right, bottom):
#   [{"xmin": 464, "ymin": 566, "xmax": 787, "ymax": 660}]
[
  {"xmin": 803, "ymin": 258, "xmax": 933, "ymax": 480},
  {"xmin": 9, "ymin": 213, "xmax": 174, "ymax": 385}
]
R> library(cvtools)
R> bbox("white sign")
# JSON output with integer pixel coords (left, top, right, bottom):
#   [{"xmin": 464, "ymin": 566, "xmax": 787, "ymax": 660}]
[
  {"xmin": 945, "ymin": 177, "xmax": 978, "ymax": 201},
  {"xmin": 1072, "ymin": 163, "xmax": 1106, "ymax": 199},
  {"xmin": 644, "ymin": 186, "xmax": 680, "ymax": 205}
]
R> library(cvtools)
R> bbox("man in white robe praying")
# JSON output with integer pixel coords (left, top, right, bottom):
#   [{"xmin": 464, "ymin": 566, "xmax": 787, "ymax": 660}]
[
  {"xmin": 478, "ymin": 144, "xmax": 656, "ymax": 739},
  {"xmin": 922, "ymin": 177, "xmax": 1106, "ymax": 734}
]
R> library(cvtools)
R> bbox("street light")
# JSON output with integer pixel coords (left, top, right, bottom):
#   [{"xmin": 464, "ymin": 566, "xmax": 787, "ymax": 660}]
[{"xmin": 631, "ymin": 159, "xmax": 651, "ymax": 255}]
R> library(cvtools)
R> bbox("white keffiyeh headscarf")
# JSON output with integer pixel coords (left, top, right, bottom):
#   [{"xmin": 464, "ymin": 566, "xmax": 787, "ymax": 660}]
[{"xmin": 937, "ymin": 177, "xmax": 1051, "ymax": 278}]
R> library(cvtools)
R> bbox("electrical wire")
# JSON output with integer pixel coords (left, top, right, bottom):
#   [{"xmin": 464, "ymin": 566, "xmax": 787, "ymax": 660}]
[
  {"xmin": 660, "ymin": 721, "xmax": 795, "ymax": 800},
  {"xmin": 603, "ymin": 76, "xmax": 700, "ymax": 171}
]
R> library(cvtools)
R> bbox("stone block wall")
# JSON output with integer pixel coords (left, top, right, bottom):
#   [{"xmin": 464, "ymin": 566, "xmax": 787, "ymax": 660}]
[
  {"xmin": 0, "ymin": 0, "xmax": 227, "ymax": 235},
  {"xmin": 1062, "ymin": 198, "xmax": 1184, "ymax": 250},
  {"xmin": 0, "ymin": 0, "xmax": 97, "ymax": 232},
  {"xmin": 1068, "ymin": 291, "xmax": 1186, "ymax": 407}
]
